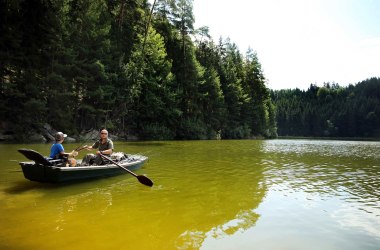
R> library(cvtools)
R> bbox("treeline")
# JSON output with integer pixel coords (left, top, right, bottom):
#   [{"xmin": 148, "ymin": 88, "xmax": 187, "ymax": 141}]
[
  {"xmin": 272, "ymin": 77, "xmax": 380, "ymax": 138},
  {"xmin": 0, "ymin": 0, "xmax": 276, "ymax": 141}
]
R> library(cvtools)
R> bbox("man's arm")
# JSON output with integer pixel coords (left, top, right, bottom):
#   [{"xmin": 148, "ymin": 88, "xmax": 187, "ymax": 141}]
[
  {"xmin": 97, "ymin": 140, "xmax": 113, "ymax": 155},
  {"xmin": 85, "ymin": 141, "xmax": 99, "ymax": 150},
  {"xmin": 98, "ymin": 148, "xmax": 112, "ymax": 155}
]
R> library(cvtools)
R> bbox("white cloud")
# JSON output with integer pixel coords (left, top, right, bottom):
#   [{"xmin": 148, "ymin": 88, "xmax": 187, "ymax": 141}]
[{"xmin": 193, "ymin": 0, "xmax": 380, "ymax": 90}]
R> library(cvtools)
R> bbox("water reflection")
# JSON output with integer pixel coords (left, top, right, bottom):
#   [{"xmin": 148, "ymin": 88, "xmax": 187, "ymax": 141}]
[
  {"xmin": 332, "ymin": 203, "xmax": 380, "ymax": 238},
  {"xmin": 261, "ymin": 140, "xmax": 380, "ymax": 210},
  {"xmin": 259, "ymin": 139, "xmax": 380, "ymax": 244},
  {"xmin": 139, "ymin": 140, "xmax": 268, "ymax": 249},
  {"xmin": 261, "ymin": 139, "xmax": 380, "ymax": 159},
  {"xmin": 177, "ymin": 209, "xmax": 260, "ymax": 249},
  {"xmin": 200, "ymin": 140, "xmax": 380, "ymax": 249}
]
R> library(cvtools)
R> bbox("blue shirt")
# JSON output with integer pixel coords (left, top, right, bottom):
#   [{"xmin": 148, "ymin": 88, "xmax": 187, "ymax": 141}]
[{"xmin": 50, "ymin": 143, "xmax": 64, "ymax": 159}]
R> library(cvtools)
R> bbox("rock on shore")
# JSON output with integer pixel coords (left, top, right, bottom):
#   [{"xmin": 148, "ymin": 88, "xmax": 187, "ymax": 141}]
[{"xmin": 0, "ymin": 123, "xmax": 77, "ymax": 143}]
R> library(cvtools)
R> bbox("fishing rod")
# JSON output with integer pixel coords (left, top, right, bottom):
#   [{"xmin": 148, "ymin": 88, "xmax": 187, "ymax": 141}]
[
  {"xmin": 74, "ymin": 129, "xmax": 98, "ymax": 152},
  {"xmin": 66, "ymin": 129, "xmax": 98, "ymax": 166}
]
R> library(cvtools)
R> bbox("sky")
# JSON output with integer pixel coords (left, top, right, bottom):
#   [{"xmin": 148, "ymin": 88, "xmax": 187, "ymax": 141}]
[{"xmin": 192, "ymin": 0, "xmax": 380, "ymax": 90}]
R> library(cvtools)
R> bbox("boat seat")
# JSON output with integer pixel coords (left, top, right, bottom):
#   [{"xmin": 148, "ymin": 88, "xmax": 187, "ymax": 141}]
[{"xmin": 18, "ymin": 149, "xmax": 63, "ymax": 166}]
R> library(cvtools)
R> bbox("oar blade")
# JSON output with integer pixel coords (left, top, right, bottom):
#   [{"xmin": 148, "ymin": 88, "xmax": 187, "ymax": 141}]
[
  {"xmin": 137, "ymin": 175, "xmax": 154, "ymax": 187},
  {"xmin": 100, "ymin": 153, "xmax": 153, "ymax": 187}
]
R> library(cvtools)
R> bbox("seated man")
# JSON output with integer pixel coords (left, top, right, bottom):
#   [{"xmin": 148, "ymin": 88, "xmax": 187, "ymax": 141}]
[{"xmin": 81, "ymin": 129, "xmax": 113, "ymax": 165}]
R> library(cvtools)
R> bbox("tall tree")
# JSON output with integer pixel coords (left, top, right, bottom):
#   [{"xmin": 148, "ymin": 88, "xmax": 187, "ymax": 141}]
[
  {"xmin": 128, "ymin": 27, "xmax": 178, "ymax": 139},
  {"xmin": 217, "ymin": 39, "xmax": 249, "ymax": 138},
  {"xmin": 0, "ymin": 0, "xmax": 63, "ymax": 139},
  {"xmin": 170, "ymin": 0, "xmax": 194, "ymax": 56},
  {"xmin": 64, "ymin": 0, "xmax": 113, "ymax": 130},
  {"xmin": 243, "ymin": 48, "xmax": 271, "ymax": 136}
]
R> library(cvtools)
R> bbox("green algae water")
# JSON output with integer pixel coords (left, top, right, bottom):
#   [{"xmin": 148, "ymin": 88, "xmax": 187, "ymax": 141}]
[{"xmin": 0, "ymin": 140, "xmax": 379, "ymax": 249}]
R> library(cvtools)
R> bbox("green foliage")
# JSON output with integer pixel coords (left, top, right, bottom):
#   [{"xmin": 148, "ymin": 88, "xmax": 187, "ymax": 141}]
[
  {"xmin": 140, "ymin": 123, "xmax": 175, "ymax": 140},
  {"xmin": 177, "ymin": 118, "xmax": 208, "ymax": 140},
  {"xmin": 1, "ymin": 0, "xmax": 278, "ymax": 140},
  {"xmin": 224, "ymin": 124, "xmax": 251, "ymax": 139},
  {"xmin": 272, "ymin": 78, "xmax": 380, "ymax": 138}
]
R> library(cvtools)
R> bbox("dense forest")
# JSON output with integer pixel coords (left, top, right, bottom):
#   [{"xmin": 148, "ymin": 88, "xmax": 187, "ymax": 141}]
[
  {"xmin": 272, "ymin": 78, "xmax": 380, "ymax": 138},
  {"xmin": 1, "ymin": 0, "xmax": 379, "ymax": 142},
  {"xmin": 0, "ymin": 0, "xmax": 276, "ymax": 141}
]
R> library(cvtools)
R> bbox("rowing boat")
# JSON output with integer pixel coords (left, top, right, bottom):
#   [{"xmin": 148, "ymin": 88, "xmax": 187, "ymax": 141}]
[{"xmin": 18, "ymin": 149, "xmax": 148, "ymax": 183}]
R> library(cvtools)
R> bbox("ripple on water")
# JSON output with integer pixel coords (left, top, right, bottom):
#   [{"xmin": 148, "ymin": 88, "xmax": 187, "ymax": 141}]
[{"xmin": 259, "ymin": 140, "xmax": 380, "ymax": 219}]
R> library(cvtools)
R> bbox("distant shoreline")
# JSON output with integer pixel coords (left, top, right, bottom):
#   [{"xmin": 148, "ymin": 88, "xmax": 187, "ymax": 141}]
[{"xmin": 2, "ymin": 136, "xmax": 380, "ymax": 144}]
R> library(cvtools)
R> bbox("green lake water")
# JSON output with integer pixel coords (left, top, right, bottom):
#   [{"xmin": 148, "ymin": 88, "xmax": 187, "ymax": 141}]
[{"xmin": 0, "ymin": 139, "xmax": 379, "ymax": 249}]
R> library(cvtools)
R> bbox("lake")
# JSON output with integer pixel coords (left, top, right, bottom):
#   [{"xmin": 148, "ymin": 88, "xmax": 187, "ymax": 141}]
[{"xmin": 0, "ymin": 139, "xmax": 379, "ymax": 249}]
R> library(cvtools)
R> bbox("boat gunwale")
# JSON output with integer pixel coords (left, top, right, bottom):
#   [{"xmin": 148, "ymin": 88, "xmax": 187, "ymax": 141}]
[{"xmin": 19, "ymin": 155, "xmax": 148, "ymax": 171}]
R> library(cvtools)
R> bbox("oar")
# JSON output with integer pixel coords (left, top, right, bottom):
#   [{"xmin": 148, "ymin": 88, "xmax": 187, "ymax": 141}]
[{"xmin": 99, "ymin": 153, "xmax": 153, "ymax": 187}]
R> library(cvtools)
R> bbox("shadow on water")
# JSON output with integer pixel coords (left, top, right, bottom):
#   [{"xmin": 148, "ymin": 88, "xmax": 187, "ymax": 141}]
[
  {"xmin": 3, "ymin": 180, "xmax": 54, "ymax": 194},
  {"xmin": 3, "ymin": 174, "xmax": 136, "ymax": 196},
  {"xmin": 5, "ymin": 179, "xmax": 85, "ymax": 194}
]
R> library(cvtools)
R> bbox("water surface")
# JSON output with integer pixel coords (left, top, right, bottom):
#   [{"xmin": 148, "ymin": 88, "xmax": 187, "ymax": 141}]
[{"xmin": 0, "ymin": 140, "xmax": 379, "ymax": 249}]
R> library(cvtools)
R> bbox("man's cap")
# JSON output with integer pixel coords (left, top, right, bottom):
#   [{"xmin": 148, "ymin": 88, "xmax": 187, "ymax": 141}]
[{"xmin": 55, "ymin": 132, "xmax": 67, "ymax": 141}]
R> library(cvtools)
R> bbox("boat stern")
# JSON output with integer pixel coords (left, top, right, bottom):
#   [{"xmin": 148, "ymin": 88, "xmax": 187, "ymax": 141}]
[{"xmin": 19, "ymin": 162, "xmax": 61, "ymax": 182}]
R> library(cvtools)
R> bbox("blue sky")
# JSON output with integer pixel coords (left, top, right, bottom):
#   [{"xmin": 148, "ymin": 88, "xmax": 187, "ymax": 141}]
[{"xmin": 193, "ymin": 0, "xmax": 380, "ymax": 90}]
